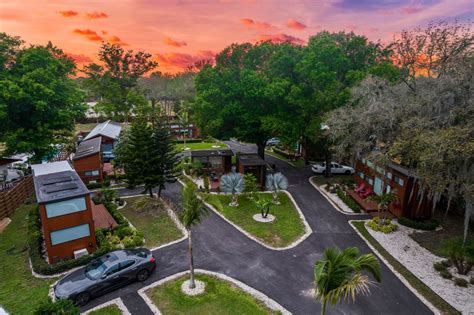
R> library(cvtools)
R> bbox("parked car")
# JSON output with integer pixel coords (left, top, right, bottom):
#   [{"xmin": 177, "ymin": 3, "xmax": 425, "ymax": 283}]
[
  {"xmin": 54, "ymin": 248, "xmax": 156, "ymax": 306},
  {"xmin": 266, "ymin": 137, "xmax": 280, "ymax": 146},
  {"xmin": 311, "ymin": 162, "xmax": 354, "ymax": 175}
]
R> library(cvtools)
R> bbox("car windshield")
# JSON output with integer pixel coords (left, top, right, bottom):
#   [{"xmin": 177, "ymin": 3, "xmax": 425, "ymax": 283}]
[{"xmin": 85, "ymin": 257, "xmax": 109, "ymax": 280}]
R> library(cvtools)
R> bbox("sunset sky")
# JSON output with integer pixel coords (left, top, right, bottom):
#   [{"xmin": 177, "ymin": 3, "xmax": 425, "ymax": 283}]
[{"xmin": 1, "ymin": 0, "xmax": 472, "ymax": 73}]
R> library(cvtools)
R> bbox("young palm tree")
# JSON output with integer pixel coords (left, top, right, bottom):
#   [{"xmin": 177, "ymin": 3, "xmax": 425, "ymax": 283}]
[
  {"xmin": 368, "ymin": 190, "xmax": 397, "ymax": 225},
  {"xmin": 220, "ymin": 172, "xmax": 245, "ymax": 206},
  {"xmin": 180, "ymin": 183, "xmax": 209, "ymax": 289},
  {"xmin": 265, "ymin": 172, "xmax": 289, "ymax": 204},
  {"xmin": 314, "ymin": 247, "xmax": 381, "ymax": 315},
  {"xmin": 254, "ymin": 196, "xmax": 272, "ymax": 218}
]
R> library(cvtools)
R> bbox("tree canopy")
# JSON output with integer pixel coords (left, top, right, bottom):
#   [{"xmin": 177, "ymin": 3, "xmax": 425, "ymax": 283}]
[{"xmin": 0, "ymin": 33, "xmax": 85, "ymax": 162}]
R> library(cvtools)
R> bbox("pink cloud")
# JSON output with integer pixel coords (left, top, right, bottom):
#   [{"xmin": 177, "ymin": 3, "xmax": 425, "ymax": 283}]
[
  {"xmin": 163, "ymin": 36, "xmax": 187, "ymax": 47},
  {"xmin": 368, "ymin": 27, "xmax": 379, "ymax": 32},
  {"xmin": 58, "ymin": 10, "xmax": 78, "ymax": 17},
  {"xmin": 108, "ymin": 35, "xmax": 129, "ymax": 46},
  {"xmin": 66, "ymin": 53, "xmax": 93, "ymax": 64},
  {"xmin": 240, "ymin": 18, "xmax": 272, "ymax": 29},
  {"xmin": 256, "ymin": 33, "xmax": 305, "ymax": 45},
  {"xmin": 400, "ymin": 5, "xmax": 423, "ymax": 14},
  {"xmin": 287, "ymin": 18, "xmax": 306, "ymax": 30},
  {"xmin": 85, "ymin": 12, "xmax": 108, "ymax": 19},
  {"xmin": 155, "ymin": 51, "xmax": 216, "ymax": 70}
]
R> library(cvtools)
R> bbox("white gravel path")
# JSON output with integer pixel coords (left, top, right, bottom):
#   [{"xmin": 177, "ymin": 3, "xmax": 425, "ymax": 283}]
[{"xmin": 366, "ymin": 221, "xmax": 474, "ymax": 313}]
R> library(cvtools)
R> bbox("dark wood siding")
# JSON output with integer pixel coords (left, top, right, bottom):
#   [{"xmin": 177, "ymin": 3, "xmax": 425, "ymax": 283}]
[{"xmin": 74, "ymin": 153, "xmax": 103, "ymax": 183}]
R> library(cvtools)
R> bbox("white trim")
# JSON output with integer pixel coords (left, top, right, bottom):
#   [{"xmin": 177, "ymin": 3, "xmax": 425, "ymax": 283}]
[
  {"xmin": 82, "ymin": 298, "xmax": 130, "ymax": 315},
  {"xmin": 348, "ymin": 220, "xmax": 441, "ymax": 315},
  {"xmin": 204, "ymin": 190, "xmax": 312, "ymax": 251},
  {"xmin": 308, "ymin": 177, "xmax": 366, "ymax": 216},
  {"xmin": 137, "ymin": 269, "xmax": 291, "ymax": 315}
]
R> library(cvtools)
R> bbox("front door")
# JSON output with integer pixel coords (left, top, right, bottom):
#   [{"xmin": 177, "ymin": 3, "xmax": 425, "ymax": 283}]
[{"xmin": 374, "ymin": 177, "xmax": 383, "ymax": 195}]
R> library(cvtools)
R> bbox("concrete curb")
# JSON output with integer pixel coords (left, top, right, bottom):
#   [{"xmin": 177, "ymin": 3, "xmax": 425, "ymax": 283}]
[
  {"xmin": 308, "ymin": 176, "xmax": 366, "ymax": 216},
  {"xmin": 137, "ymin": 269, "xmax": 291, "ymax": 315},
  {"xmin": 82, "ymin": 297, "xmax": 130, "ymax": 315},
  {"xmin": 348, "ymin": 220, "xmax": 440, "ymax": 315}
]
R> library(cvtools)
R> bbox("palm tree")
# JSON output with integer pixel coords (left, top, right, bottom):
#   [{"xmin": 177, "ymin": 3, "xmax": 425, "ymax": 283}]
[
  {"xmin": 220, "ymin": 172, "xmax": 245, "ymax": 206},
  {"xmin": 254, "ymin": 196, "xmax": 272, "ymax": 218},
  {"xmin": 314, "ymin": 247, "xmax": 381, "ymax": 315},
  {"xmin": 180, "ymin": 182, "xmax": 209, "ymax": 289},
  {"xmin": 368, "ymin": 190, "xmax": 397, "ymax": 225},
  {"xmin": 177, "ymin": 102, "xmax": 190, "ymax": 150},
  {"xmin": 265, "ymin": 173, "xmax": 289, "ymax": 204}
]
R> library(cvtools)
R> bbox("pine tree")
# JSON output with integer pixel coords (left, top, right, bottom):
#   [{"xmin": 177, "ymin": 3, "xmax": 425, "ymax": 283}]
[{"xmin": 153, "ymin": 115, "xmax": 179, "ymax": 197}]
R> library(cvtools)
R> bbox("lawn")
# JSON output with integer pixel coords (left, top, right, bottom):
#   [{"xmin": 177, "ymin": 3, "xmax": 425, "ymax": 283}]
[
  {"xmin": 409, "ymin": 211, "xmax": 474, "ymax": 257},
  {"xmin": 120, "ymin": 197, "xmax": 184, "ymax": 248},
  {"xmin": 75, "ymin": 123, "xmax": 99, "ymax": 134},
  {"xmin": 265, "ymin": 150, "xmax": 306, "ymax": 168},
  {"xmin": 147, "ymin": 274, "xmax": 279, "ymax": 315},
  {"xmin": 204, "ymin": 192, "xmax": 305, "ymax": 247},
  {"xmin": 89, "ymin": 304, "xmax": 122, "ymax": 315},
  {"xmin": 175, "ymin": 141, "xmax": 227, "ymax": 151},
  {"xmin": 351, "ymin": 221, "xmax": 459, "ymax": 315},
  {"xmin": 0, "ymin": 204, "xmax": 53, "ymax": 315}
]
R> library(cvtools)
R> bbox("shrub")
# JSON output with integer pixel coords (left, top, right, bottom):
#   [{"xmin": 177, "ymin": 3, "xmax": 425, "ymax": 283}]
[
  {"xmin": 336, "ymin": 189, "xmax": 361, "ymax": 213},
  {"xmin": 367, "ymin": 217, "xmax": 398, "ymax": 233},
  {"xmin": 398, "ymin": 217, "xmax": 440, "ymax": 230},
  {"xmin": 34, "ymin": 298, "xmax": 78, "ymax": 315},
  {"xmin": 440, "ymin": 238, "xmax": 474, "ymax": 275},
  {"xmin": 433, "ymin": 262, "xmax": 447, "ymax": 272},
  {"xmin": 453, "ymin": 277, "xmax": 468, "ymax": 287},
  {"xmin": 470, "ymin": 277, "xmax": 474, "ymax": 285},
  {"xmin": 243, "ymin": 173, "xmax": 258, "ymax": 198},
  {"xmin": 203, "ymin": 176, "xmax": 210, "ymax": 192},
  {"xmin": 439, "ymin": 270, "xmax": 453, "ymax": 279},
  {"xmin": 86, "ymin": 181, "xmax": 102, "ymax": 189},
  {"xmin": 441, "ymin": 259, "xmax": 452, "ymax": 268},
  {"xmin": 175, "ymin": 138, "xmax": 203, "ymax": 144}
]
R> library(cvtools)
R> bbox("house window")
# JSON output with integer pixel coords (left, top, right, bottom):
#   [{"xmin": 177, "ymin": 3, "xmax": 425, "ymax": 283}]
[
  {"xmin": 209, "ymin": 156, "xmax": 223, "ymax": 168},
  {"xmin": 367, "ymin": 161, "xmax": 374, "ymax": 169},
  {"xmin": 85, "ymin": 170, "xmax": 100, "ymax": 177},
  {"xmin": 394, "ymin": 176, "xmax": 404, "ymax": 187},
  {"xmin": 361, "ymin": 158, "xmax": 366, "ymax": 165},
  {"xmin": 45, "ymin": 197, "xmax": 87, "ymax": 218},
  {"xmin": 376, "ymin": 166, "xmax": 385, "ymax": 175},
  {"xmin": 386, "ymin": 185, "xmax": 392, "ymax": 193},
  {"xmin": 386, "ymin": 172, "xmax": 392, "ymax": 180},
  {"xmin": 50, "ymin": 224, "xmax": 91, "ymax": 246},
  {"xmin": 357, "ymin": 171, "xmax": 365, "ymax": 180},
  {"xmin": 368, "ymin": 178, "xmax": 374, "ymax": 185}
]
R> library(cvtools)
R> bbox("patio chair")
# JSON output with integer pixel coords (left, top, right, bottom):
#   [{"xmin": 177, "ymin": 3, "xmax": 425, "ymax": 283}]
[
  {"xmin": 359, "ymin": 187, "xmax": 373, "ymax": 199},
  {"xmin": 354, "ymin": 182, "xmax": 366, "ymax": 193}
]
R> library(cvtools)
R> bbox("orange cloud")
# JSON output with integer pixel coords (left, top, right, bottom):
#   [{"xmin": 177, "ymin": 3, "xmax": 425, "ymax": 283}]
[
  {"xmin": 163, "ymin": 36, "xmax": 187, "ymax": 47},
  {"xmin": 155, "ymin": 51, "xmax": 215, "ymax": 70},
  {"xmin": 108, "ymin": 35, "xmax": 129, "ymax": 46},
  {"xmin": 58, "ymin": 10, "xmax": 79, "ymax": 17},
  {"xmin": 400, "ymin": 5, "xmax": 422, "ymax": 14},
  {"xmin": 73, "ymin": 29, "xmax": 103, "ymax": 42},
  {"xmin": 257, "ymin": 33, "xmax": 305, "ymax": 45},
  {"xmin": 66, "ymin": 53, "xmax": 93, "ymax": 64},
  {"xmin": 101, "ymin": 30, "xmax": 108, "ymax": 35},
  {"xmin": 287, "ymin": 18, "xmax": 306, "ymax": 30},
  {"xmin": 240, "ymin": 18, "xmax": 272, "ymax": 29},
  {"xmin": 85, "ymin": 12, "xmax": 108, "ymax": 19}
]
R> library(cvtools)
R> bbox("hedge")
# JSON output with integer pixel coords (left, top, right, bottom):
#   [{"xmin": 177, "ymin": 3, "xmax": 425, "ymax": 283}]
[
  {"xmin": 174, "ymin": 138, "xmax": 203, "ymax": 144},
  {"xmin": 336, "ymin": 189, "xmax": 361, "ymax": 213},
  {"xmin": 272, "ymin": 147, "xmax": 295, "ymax": 160},
  {"xmin": 398, "ymin": 217, "xmax": 440, "ymax": 230},
  {"xmin": 28, "ymin": 201, "xmax": 142, "ymax": 275}
]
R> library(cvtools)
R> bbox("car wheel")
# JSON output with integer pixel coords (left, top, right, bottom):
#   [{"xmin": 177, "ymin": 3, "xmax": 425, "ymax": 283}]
[
  {"xmin": 137, "ymin": 269, "xmax": 150, "ymax": 282},
  {"xmin": 345, "ymin": 170, "xmax": 351, "ymax": 175},
  {"xmin": 74, "ymin": 292, "xmax": 90, "ymax": 306}
]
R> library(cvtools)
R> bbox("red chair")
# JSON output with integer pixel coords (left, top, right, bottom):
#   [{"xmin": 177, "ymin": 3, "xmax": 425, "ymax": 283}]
[
  {"xmin": 359, "ymin": 187, "xmax": 373, "ymax": 199},
  {"xmin": 354, "ymin": 182, "xmax": 366, "ymax": 193}
]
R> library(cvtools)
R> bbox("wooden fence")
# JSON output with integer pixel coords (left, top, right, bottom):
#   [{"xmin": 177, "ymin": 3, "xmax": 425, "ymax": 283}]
[{"xmin": 0, "ymin": 176, "xmax": 34, "ymax": 220}]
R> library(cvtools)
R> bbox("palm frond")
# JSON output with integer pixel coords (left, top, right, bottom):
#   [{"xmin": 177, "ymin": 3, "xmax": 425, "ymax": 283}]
[{"xmin": 220, "ymin": 172, "xmax": 245, "ymax": 194}]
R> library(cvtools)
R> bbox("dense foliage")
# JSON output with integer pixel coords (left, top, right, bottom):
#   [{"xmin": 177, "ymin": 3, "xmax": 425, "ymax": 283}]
[
  {"xmin": 0, "ymin": 33, "xmax": 85, "ymax": 161},
  {"xmin": 34, "ymin": 298, "xmax": 78, "ymax": 315}
]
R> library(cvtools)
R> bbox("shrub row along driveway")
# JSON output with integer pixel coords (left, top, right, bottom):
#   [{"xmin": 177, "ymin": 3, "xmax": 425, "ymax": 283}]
[{"xmin": 82, "ymin": 141, "xmax": 432, "ymax": 315}]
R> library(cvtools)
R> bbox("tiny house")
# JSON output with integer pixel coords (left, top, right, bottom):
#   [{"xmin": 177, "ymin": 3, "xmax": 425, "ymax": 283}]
[{"xmin": 73, "ymin": 137, "xmax": 103, "ymax": 184}]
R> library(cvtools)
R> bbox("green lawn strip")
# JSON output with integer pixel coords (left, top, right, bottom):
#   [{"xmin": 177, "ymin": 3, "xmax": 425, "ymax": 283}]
[
  {"xmin": 75, "ymin": 123, "xmax": 100, "ymax": 133},
  {"xmin": 310, "ymin": 175, "xmax": 351, "ymax": 186},
  {"xmin": 0, "ymin": 204, "xmax": 53, "ymax": 315},
  {"xmin": 335, "ymin": 189, "xmax": 361, "ymax": 213},
  {"xmin": 351, "ymin": 221, "xmax": 459, "ymax": 315},
  {"xmin": 89, "ymin": 304, "xmax": 122, "ymax": 315},
  {"xmin": 120, "ymin": 197, "xmax": 184, "ymax": 248},
  {"xmin": 265, "ymin": 150, "xmax": 306, "ymax": 168},
  {"xmin": 147, "ymin": 274, "xmax": 279, "ymax": 315},
  {"xmin": 204, "ymin": 192, "xmax": 305, "ymax": 248},
  {"xmin": 175, "ymin": 141, "xmax": 227, "ymax": 151}
]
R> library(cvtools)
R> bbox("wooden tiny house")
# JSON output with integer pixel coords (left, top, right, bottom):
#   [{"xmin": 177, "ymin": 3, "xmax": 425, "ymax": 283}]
[
  {"xmin": 32, "ymin": 161, "xmax": 97, "ymax": 264},
  {"xmin": 82, "ymin": 120, "xmax": 122, "ymax": 161},
  {"xmin": 236, "ymin": 154, "xmax": 267, "ymax": 189},
  {"xmin": 73, "ymin": 137, "xmax": 103, "ymax": 184},
  {"xmin": 190, "ymin": 149, "xmax": 233, "ymax": 175},
  {"xmin": 353, "ymin": 159, "xmax": 432, "ymax": 219}
]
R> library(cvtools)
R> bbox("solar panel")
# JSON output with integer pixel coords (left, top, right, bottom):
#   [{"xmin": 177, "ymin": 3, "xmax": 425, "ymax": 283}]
[
  {"xmin": 44, "ymin": 182, "xmax": 78, "ymax": 194},
  {"xmin": 42, "ymin": 176, "xmax": 73, "ymax": 186}
]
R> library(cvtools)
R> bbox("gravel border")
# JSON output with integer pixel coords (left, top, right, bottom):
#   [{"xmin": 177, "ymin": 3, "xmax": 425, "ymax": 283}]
[
  {"xmin": 309, "ymin": 177, "xmax": 366, "ymax": 216},
  {"xmin": 202, "ymin": 189, "xmax": 313, "ymax": 251},
  {"xmin": 137, "ymin": 269, "xmax": 291, "ymax": 315},
  {"xmin": 82, "ymin": 297, "xmax": 130, "ymax": 315},
  {"xmin": 364, "ymin": 220, "xmax": 473, "ymax": 313},
  {"xmin": 253, "ymin": 213, "xmax": 275, "ymax": 223},
  {"xmin": 181, "ymin": 279, "xmax": 206, "ymax": 296}
]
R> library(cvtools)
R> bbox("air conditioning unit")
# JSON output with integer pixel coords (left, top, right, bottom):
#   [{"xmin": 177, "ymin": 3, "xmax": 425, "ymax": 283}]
[{"xmin": 74, "ymin": 248, "xmax": 89, "ymax": 259}]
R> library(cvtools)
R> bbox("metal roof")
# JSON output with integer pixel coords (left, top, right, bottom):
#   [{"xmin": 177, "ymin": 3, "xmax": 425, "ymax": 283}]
[
  {"xmin": 83, "ymin": 120, "xmax": 121, "ymax": 141},
  {"xmin": 237, "ymin": 154, "xmax": 266, "ymax": 166},
  {"xmin": 73, "ymin": 137, "xmax": 102, "ymax": 160},
  {"xmin": 31, "ymin": 161, "xmax": 89, "ymax": 203},
  {"xmin": 190, "ymin": 149, "xmax": 234, "ymax": 157}
]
